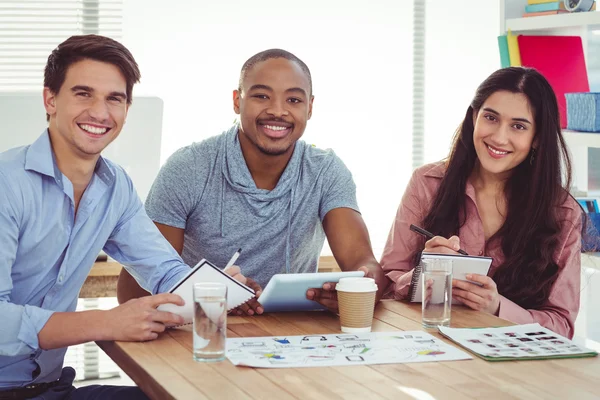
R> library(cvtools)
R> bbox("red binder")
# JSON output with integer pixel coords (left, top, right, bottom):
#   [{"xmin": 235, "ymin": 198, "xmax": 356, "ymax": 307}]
[{"xmin": 517, "ymin": 35, "xmax": 589, "ymax": 129}]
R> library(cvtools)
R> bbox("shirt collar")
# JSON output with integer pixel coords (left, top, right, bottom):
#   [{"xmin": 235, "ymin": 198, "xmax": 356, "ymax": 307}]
[
  {"xmin": 423, "ymin": 161, "xmax": 447, "ymax": 179},
  {"xmin": 24, "ymin": 129, "xmax": 115, "ymax": 186},
  {"xmin": 94, "ymin": 156, "xmax": 115, "ymax": 186},
  {"xmin": 424, "ymin": 160, "xmax": 576, "ymax": 212},
  {"xmin": 24, "ymin": 130, "xmax": 62, "ymax": 182}
]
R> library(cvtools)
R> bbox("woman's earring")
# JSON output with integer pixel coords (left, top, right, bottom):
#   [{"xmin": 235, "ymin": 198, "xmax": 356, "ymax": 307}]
[{"xmin": 530, "ymin": 147, "xmax": 537, "ymax": 165}]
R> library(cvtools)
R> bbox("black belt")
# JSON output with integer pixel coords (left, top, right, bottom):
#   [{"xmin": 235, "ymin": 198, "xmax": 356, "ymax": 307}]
[{"xmin": 0, "ymin": 380, "xmax": 60, "ymax": 400}]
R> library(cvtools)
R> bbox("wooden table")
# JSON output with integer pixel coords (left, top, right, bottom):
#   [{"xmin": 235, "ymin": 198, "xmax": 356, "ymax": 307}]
[
  {"xmin": 97, "ymin": 300, "xmax": 600, "ymax": 400},
  {"xmin": 80, "ymin": 261, "xmax": 122, "ymax": 298}
]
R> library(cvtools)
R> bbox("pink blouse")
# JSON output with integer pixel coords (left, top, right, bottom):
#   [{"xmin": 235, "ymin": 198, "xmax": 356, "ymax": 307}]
[{"xmin": 381, "ymin": 162, "xmax": 582, "ymax": 338}]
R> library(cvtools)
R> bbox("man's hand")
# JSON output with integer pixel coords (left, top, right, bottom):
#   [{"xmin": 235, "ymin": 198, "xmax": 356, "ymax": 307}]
[
  {"xmin": 103, "ymin": 293, "xmax": 185, "ymax": 342},
  {"xmin": 306, "ymin": 266, "xmax": 383, "ymax": 314},
  {"xmin": 229, "ymin": 278, "xmax": 264, "ymax": 316},
  {"xmin": 223, "ymin": 265, "xmax": 247, "ymax": 285}
]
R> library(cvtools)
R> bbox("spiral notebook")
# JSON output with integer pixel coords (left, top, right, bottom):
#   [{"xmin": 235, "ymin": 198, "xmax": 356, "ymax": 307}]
[
  {"xmin": 157, "ymin": 259, "xmax": 255, "ymax": 325},
  {"xmin": 409, "ymin": 253, "xmax": 493, "ymax": 303}
]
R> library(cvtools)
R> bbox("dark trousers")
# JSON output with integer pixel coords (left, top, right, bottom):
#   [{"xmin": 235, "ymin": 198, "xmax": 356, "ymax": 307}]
[{"xmin": 33, "ymin": 367, "xmax": 149, "ymax": 400}]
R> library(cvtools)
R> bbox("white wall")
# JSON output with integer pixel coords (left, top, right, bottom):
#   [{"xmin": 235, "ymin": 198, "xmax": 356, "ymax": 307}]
[
  {"xmin": 120, "ymin": 0, "xmax": 501, "ymax": 256},
  {"xmin": 424, "ymin": 0, "xmax": 501, "ymax": 164},
  {"xmin": 0, "ymin": 93, "xmax": 163, "ymax": 201},
  {"xmin": 121, "ymin": 0, "xmax": 414, "ymax": 256}
]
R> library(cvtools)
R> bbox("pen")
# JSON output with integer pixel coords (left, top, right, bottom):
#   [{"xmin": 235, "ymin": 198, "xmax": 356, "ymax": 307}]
[
  {"xmin": 409, "ymin": 224, "xmax": 469, "ymax": 256},
  {"xmin": 224, "ymin": 248, "xmax": 242, "ymax": 269}
]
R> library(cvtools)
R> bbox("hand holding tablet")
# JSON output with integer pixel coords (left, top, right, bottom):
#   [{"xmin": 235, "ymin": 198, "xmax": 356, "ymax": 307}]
[{"xmin": 257, "ymin": 271, "xmax": 365, "ymax": 312}]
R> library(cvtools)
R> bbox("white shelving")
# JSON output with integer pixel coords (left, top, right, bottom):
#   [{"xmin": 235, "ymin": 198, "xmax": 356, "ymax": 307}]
[
  {"xmin": 506, "ymin": 11, "xmax": 600, "ymax": 33},
  {"xmin": 563, "ymin": 130, "xmax": 600, "ymax": 194},
  {"xmin": 500, "ymin": 1, "xmax": 600, "ymax": 194},
  {"xmin": 563, "ymin": 130, "xmax": 600, "ymax": 148}
]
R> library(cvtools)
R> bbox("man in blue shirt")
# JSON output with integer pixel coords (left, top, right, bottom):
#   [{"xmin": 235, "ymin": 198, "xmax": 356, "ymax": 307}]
[{"xmin": 0, "ymin": 35, "xmax": 246, "ymax": 399}]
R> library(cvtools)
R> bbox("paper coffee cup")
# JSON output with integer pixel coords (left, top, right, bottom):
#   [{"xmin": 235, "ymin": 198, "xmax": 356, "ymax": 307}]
[{"xmin": 336, "ymin": 277, "xmax": 378, "ymax": 333}]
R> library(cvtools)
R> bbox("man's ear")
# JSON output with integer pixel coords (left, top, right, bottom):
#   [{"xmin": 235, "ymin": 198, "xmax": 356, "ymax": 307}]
[
  {"xmin": 307, "ymin": 95, "xmax": 314, "ymax": 120},
  {"xmin": 43, "ymin": 87, "xmax": 57, "ymax": 117},
  {"xmin": 233, "ymin": 89, "xmax": 241, "ymax": 114}
]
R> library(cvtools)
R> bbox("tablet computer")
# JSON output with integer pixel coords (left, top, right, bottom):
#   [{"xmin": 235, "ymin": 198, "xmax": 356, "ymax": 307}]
[{"xmin": 257, "ymin": 271, "xmax": 365, "ymax": 312}]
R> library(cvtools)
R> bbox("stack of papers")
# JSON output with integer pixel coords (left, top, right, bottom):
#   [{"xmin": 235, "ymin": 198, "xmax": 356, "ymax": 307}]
[{"xmin": 439, "ymin": 323, "xmax": 598, "ymax": 361}]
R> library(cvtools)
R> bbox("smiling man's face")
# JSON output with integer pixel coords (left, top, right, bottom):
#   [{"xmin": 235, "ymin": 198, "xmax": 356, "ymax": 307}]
[
  {"xmin": 43, "ymin": 58, "xmax": 129, "ymax": 160},
  {"xmin": 234, "ymin": 57, "xmax": 313, "ymax": 157}
]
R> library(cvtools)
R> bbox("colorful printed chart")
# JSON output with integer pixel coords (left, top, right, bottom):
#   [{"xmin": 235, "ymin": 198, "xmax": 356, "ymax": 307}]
[{"xmin": 226, "ymin": 331, "xmax": 471, "ymax": 368}]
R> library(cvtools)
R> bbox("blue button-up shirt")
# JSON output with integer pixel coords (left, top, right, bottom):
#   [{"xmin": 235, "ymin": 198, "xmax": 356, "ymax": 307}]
[{"xmin": 0, "ymin": 131, "xmax": 190, "ymax": 388}]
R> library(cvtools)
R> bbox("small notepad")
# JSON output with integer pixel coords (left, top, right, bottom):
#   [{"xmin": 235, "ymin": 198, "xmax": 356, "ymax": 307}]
[
  {"xmin": 157, "ymin": 259, "xmax": 255, "ymax": 325},
  {"xmin": 409, "ymin": 253, "xmax": 492, "ymax": 303}
]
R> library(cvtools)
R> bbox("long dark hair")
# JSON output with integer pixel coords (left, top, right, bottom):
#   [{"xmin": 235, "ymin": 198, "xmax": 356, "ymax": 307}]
[{"xmin": 422, "ymin": 67, "xmax": 577, "ymax": 309}]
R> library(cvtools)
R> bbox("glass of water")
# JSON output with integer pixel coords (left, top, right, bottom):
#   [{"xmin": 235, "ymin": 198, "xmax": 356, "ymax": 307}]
[
  {"xmin": 421, "ymin": 257, "xmax": 452, "ymax": 328},
  {"xmin": 193, "ymin": 282, "xmax": 227, "ymax": 362}
]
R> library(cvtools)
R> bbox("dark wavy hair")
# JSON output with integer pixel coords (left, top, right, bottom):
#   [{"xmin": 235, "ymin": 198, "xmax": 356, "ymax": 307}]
[{"xmin": 420, "ymin": 67, "xmax": 581, "ymax": 309}]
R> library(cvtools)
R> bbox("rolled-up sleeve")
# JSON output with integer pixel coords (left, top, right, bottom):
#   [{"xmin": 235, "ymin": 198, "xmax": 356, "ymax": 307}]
[
  {"xmin": 103, "ymin": 171, "xmax": 190, "ymax": 295},
  {"xmin": 0, "ymin": 173, "xmax": 55, "ymax": 356},
  {"xmin": 380, "ymin": 169, "xmax": 430, "ymax": 299},
  {"xmin": 497, "ymin": 208, "xmax": 582, "ymax": 338}
]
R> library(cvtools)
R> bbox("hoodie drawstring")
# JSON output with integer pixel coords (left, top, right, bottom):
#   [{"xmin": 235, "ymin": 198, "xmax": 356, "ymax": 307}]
[
  {"xmin": 220, "ymin": 175, "xmax": 225, "ymax": 237},
  {"xmin": 285, "ymin": 187, "xmax": 294, "ymax": 274}
]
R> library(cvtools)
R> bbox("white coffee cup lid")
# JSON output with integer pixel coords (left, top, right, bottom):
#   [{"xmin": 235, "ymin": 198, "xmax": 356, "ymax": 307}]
[{"xmin": 336, "ymin": 277, "xmax": 377, "ymax": 293}]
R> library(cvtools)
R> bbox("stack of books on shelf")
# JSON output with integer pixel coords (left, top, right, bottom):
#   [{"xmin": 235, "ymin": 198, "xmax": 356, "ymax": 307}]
[{"xmin": 523, "ymin": 0, "xmax": 596, "ymax": 17}]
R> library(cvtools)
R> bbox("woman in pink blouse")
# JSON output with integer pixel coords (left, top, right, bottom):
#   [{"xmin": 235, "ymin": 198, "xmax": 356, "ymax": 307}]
[{"xmin": 381, "ymin": 67, "xmax": 584, "ymax": 338}]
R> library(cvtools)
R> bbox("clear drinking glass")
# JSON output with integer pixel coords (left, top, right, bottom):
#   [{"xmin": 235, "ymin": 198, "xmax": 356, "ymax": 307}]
[
  {"xmin": 193, "ymin": 282, "xmax": 227, "ymax": 362},
  {"xmin": 421, "ymin": 258, "xmax": 452, "ymax": 328}
]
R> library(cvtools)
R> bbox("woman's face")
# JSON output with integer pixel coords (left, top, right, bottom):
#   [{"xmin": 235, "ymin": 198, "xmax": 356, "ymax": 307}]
[{"xmin": 472, "ymin": 90, "xmax": 536, "ymax": 178}]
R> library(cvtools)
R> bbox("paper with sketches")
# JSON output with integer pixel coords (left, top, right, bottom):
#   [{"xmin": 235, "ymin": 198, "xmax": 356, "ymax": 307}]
[{"xmin": 226, "ymin": 331, "xmax": 471, "ymax": 368}]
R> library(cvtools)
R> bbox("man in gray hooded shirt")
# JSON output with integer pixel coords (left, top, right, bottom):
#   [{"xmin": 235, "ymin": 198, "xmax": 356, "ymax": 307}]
[{"xmin": 117, "ymin": 49, "xmax": 386, "ymax": 314}]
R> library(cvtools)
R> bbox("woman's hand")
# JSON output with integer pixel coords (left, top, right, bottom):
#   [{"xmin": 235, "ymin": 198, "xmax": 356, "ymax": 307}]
[
  {"xmin": 423, "ymin": 235, "xmax": 462, "ymax": 254},
  {"xmin": 452, "ymin": 274, "xmax": 500, "ymax": 315}
]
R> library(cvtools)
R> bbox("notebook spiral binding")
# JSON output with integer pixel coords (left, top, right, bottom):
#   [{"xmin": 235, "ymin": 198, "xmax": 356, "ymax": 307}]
[{"xmin": 408, "ymin": 252, "xmax": 423, "ymax": 302}]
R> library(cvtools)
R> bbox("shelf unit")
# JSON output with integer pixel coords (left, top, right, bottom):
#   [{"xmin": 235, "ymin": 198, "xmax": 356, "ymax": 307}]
[
  {"xmin": 500, "ymin": 0, "xmax": 600, "ymax": 194},
  {"xmin": 505, "ymin": 9, "xmax": 600, "ymax": 32},
  {"xmin": 563, "ymin": 130, "xmax": 600, "ymax": 148},
  {"xmin": 563, "ymin": 130, "xmax": 600, "ymax": 193}
]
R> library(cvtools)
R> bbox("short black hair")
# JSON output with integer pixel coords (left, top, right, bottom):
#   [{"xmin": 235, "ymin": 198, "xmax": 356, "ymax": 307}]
[{"xmin": 238, "ymin": 48, "xmax": 312, "ymax": 95}]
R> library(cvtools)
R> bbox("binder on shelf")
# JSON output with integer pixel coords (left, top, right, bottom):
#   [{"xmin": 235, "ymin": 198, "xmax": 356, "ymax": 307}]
[
  {"xmin": 497, "ymin": 35, "xmax": 510, "ymax": 68},
  {"xmin": 507, "ymin": 30, "xmax": 522, "ymax": 67},
  {"xmin": 518, "ymin": 35, "xmax": 590, "ymax": 129}
]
